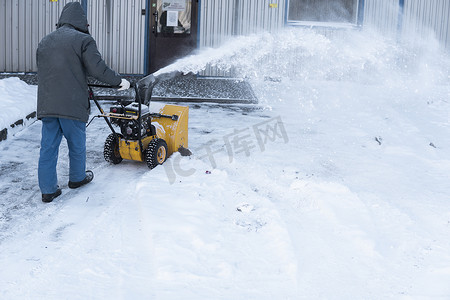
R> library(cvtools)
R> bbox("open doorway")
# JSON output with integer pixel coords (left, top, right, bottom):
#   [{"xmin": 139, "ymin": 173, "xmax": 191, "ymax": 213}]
[{"xmin": 147, "ymin": 0, "xmax": 198, "ymax": 74}]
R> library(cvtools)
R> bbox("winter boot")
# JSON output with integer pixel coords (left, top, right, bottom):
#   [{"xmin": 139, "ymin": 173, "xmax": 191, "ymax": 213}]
[
  {"xmin": 68, "ymin": 170, "xmax": 94, "ymax": 189},
  {"xmin": 42, "ymin": 188, "xmax": 62, "ymax": 203}
]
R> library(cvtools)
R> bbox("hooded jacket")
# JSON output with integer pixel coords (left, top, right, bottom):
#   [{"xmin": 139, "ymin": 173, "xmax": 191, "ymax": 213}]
[{"xmin": 37, "ymin": 2, "xmax": 122, "ymax": 122}]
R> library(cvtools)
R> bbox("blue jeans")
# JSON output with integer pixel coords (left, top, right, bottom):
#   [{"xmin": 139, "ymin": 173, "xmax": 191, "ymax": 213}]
[{"xmin": 38, "ymin": 117, "xmax": 86, "ymax": 194}]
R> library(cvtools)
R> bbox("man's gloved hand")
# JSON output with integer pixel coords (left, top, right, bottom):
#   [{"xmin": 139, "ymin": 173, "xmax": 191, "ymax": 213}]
[{"xmin": 118, "ymin": 78, "xmax": 131, "ymax": 91}]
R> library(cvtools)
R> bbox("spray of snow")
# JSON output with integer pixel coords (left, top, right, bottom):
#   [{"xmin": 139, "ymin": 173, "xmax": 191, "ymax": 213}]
[{"xmin": 156, "ymin": 26, "xmax": 450, "ymax": 107}]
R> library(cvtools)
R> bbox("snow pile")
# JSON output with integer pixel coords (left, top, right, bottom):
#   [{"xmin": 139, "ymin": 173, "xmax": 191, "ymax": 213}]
[{"xmin": 0, "ymin": 77, "xmax": 37, "ymax": 130}]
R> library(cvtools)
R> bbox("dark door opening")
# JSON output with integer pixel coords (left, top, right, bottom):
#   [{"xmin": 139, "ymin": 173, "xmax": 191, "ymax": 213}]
[{"xmin": 147, "ymin": 0, "xmax": 198, "ymax": 74}]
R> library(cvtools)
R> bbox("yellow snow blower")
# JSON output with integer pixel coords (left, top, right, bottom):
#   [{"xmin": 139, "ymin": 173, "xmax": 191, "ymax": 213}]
[{"xmin": 88, "ymin": 74, "xmax": 190, "ymax": 169}]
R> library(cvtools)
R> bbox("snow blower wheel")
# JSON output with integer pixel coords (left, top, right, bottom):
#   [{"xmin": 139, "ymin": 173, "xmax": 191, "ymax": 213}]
[
  {"xmin": 104, "ymin": 133, "xmax": 123, "ymax": 164},
  {"xmin": 145, "ymin": 138, "xmax": 168, "ymax": 169}
]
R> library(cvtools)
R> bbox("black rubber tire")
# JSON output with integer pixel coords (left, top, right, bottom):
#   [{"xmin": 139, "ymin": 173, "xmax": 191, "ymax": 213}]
[
  {"xmin": 145, "ymin": 138, "xmax": 168, "ymax": 169},
  {"xmin": 104, "ymin": 133, "xmax": 123, "ymax": 164}
]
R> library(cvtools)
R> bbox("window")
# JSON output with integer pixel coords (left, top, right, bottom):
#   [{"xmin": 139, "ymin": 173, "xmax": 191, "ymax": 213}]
[{"xmin": 287, "ymin": 0, "xmax": 362, "ymax": 27}]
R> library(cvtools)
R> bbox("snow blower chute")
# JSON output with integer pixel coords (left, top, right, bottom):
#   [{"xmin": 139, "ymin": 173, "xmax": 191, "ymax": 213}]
[{"xmin": 88, "ymin": 73, "xmax": 190, "ymax": 169}]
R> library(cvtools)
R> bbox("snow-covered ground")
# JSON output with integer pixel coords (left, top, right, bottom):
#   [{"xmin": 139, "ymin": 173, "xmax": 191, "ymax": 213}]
[{"xmin": 1, "ymin": 27, "xmax": 450, "ymax": 299}]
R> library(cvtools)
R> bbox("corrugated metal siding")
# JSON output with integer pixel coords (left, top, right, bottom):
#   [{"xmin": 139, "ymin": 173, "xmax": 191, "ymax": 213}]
[
  {"xmin": 363, "ymin": 0, "xmax": 450, "ymax": 48},
  {"xmin": 0, "ymin": 0, "xmax": 145, "ymax": 74},
  {"xmin": 235, "ymin": 0, "xmax": 285, "ymax": 33},
  {"xmin": 199, "ymin": 0, "xmax": 285, "ymax": 76},
  {"xmin": 363, "ymin": 0, "xmax": 399, "ymax": 37},
  {"xmin": 198, "ymin": 0, "xmax": 234, "ymax": 76},
  {"xmin": 88, "ymin": 0, "xmax": 146, "ymax": 74},
  {"xmin": 402, "ymin": 0, "xmax": 450, "ymax": 48},
  {"xmin": 199, "ymin": 0, "xmax": 285, "ymax": 48},
  {"xmin": 1, "ymin": 0, "xmax": 74, "ymax": 72},
  {"xmin": 3, "ymin": 0, "xmax": 450, "ymax": 74},
  {"xmin": 199, "ymin": 0, "xmax": 234, "ymax": 48}
]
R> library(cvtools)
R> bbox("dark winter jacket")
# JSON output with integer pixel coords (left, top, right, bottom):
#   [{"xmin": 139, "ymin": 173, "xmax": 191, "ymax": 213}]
[{"xmin": 37, "ymin": 2, "xmax": 122, "ymax": 122}]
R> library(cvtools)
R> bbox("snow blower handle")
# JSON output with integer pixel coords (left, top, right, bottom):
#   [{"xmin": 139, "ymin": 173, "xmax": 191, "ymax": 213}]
[{"xmin": 87, "ymin": 83, "xmax": 135, "ymax": 89}]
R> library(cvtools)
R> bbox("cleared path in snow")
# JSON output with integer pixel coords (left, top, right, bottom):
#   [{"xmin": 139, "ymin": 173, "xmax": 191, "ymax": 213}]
[{"xmin": 0, "ymin": 102, "xmax": 300, "ymax": 299}]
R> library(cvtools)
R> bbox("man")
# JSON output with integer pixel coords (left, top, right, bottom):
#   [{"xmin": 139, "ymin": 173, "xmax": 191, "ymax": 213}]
[{"xmin": 36, "ymin": 2, "xmax": 130, "ymax": 203}]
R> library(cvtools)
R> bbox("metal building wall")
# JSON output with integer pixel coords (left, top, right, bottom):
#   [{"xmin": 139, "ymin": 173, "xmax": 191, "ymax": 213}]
[
  {"xmin": 363, "ymin": 0, "xmax": 400, "ymax": 37},
  {"xmin": 199, "ymin": 0, "xmax": 285, "ymax": 76},
  {"xmin": 199, "ymin": 0, "xmax": 234, "ymax": 48},
  {"xmin": 402, "ymin": 0, "xmax": 450, "ymax": 49},
  {"xmin": 233, "ymin": 0, "xmax": 285, "ymax": 34},
  {"xmin": 0, "ymin": 0, "xmax": 75, "ymax": 72},
  {"xmin": 363, "ymin": 0, "xmax": 450, "ymax": 48},
  {"xmin": 88, "ymin": 0, "xmax": 146, "ymax": 74},
  {"xmin": 3, "ymin": 0, "xmax": 450, "ymax": 74},
  {"xmin": 0, "ymin": 0, "xmax": 145, "ymax": 74},
  {"xmin": 199, "ymin": 0, "xmax": 285, "ymax": 48}
]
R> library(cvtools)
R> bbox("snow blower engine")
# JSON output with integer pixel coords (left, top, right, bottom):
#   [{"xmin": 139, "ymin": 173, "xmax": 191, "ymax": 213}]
[
  {"xmin": 88, "ymin": 73, "xmax": 190, "ymax": 169},
  {"xmin": 109, "ymin": 102, "xmax": 153, "ymax": 140}
]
